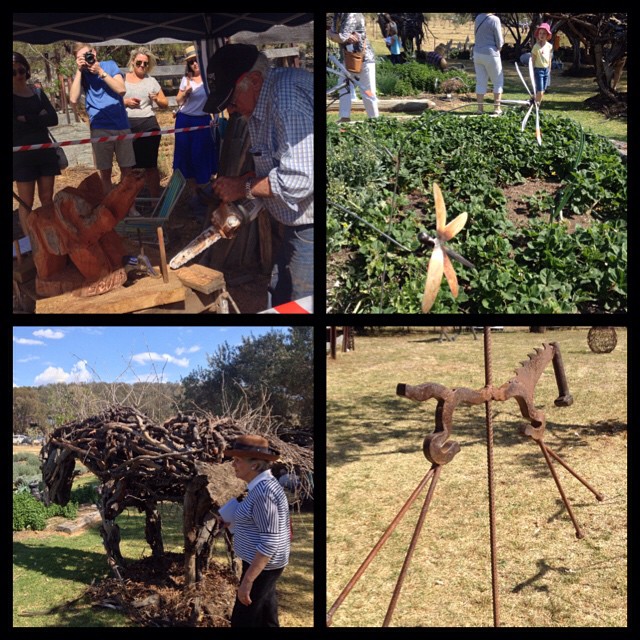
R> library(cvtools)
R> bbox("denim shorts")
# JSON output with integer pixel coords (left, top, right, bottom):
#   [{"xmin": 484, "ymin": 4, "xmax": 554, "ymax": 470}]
[{"xmin": 534, "ymin": 67, "xmax": 550, "ymax": 92}]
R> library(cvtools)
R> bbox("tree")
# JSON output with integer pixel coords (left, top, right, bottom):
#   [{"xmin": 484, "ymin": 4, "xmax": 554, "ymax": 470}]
[
  {"xmin": 12, "ymin": 387, "xmax": 47, "ymax": 435},
  {"xmin": 181, "ymin": 328, "xmax": 314, "ymax": 430},
  {"xmin": 495, "ymin": 13, "xmax": 536, "ymax": 58}
]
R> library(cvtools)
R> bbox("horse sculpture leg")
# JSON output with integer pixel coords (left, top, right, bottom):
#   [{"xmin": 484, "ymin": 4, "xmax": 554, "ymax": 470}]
[
  {"xmin": 144, "ymin": 500, "xmax": 164, "ymax": 557},
  {"xmin": 98, "ymin": 478, "xmax": 126, "ymax": 579}
]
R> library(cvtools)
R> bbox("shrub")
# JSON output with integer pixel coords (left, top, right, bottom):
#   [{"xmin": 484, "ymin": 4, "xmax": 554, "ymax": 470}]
[
  {"xmin": 376, "ymin": 58, "xmax": 473, "ymax": 96},
  {"xmin": 13, "ymin": 490, "xmax": 80, "ymax": 531},
  {"xmin": 70, "ymin": 482, "xmax": 100, "ymax": 505},
  {"xmin": 13, "ymin": 452, "xmax": 42, "ymax": 484},
  {"xmin": 13, "ymin": 492, "xmax": 47, "ymax": 531}
]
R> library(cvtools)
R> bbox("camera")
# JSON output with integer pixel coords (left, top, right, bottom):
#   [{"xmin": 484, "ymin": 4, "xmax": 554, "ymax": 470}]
[{"xmin": 84, "ymin": 51, "xmax": 96, "ymax": 65}]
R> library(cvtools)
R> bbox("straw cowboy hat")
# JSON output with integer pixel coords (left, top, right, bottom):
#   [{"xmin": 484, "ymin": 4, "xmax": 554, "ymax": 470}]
[
  {"xmin": 224, "ymin": 435, "xmax": 280, "ymax": 461},
  {"xmin": 184, "ymin": 44, "xmax": 198, "ymax": 61}
]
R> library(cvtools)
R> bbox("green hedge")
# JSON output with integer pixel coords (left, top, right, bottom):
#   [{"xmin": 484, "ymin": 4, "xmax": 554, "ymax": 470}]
[
  {"xmin": 13, "ymin": 492, "xmax": 79, "ymax": 532},
  {"xmin": 376, "ymin": 58, "xmax": 473, "ymax": 96}
]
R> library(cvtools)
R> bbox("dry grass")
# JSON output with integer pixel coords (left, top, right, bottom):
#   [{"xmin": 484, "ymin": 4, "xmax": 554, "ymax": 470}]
[{"xmin": 327, "ymin": 327, "xmax": 627, "ymax": 628}]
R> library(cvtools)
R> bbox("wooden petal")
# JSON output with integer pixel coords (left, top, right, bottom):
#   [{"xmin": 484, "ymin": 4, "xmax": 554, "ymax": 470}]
[
  {"xmin": 433, "ymin": 183, "xmax": 447, "ymax": 234},
  {"xmin": 442, "ymin": 212, "xmax": 468, "ymax": 242},
  {"xmin": 443, "ymin": 252, "xmax": 459, "ymax": 298},
  {"xmin": 422, "ymin": 246, "xmax": 444, "ymax": 313}
]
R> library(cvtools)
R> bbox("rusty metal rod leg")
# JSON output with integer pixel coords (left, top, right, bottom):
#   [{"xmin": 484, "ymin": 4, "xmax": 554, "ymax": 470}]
[
  {"xmin": 537, "ymin": 440, "xmax": 584, "ymax": 539},
  {"xmin": 382, "ymin": 464, "xmax": 443, "ymax": 627},
  {"xmin": 542, "ymin": 443, "xmax": 605, "ymax": 502},
  {"xmin": 484, "ymin": 327, "xmax": 500, "ymax": 628},
  {"xmin": 326, "ymin": 465, "xmax": 436, "ymax": 626}
]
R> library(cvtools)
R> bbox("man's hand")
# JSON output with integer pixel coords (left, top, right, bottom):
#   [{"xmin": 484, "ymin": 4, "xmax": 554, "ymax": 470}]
[
  {"xmin": 237, "ymin": 575, "xmax": 253, "ymax": 606},
  {"xmin": 211, "ymin": 176, "xmax": 245, "ymax": 203}
]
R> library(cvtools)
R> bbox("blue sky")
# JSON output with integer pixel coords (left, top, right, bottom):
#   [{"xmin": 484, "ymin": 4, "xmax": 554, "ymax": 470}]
[{"xmin": 12, "ymin": 326, "xmax": 291, "ymax": 388}]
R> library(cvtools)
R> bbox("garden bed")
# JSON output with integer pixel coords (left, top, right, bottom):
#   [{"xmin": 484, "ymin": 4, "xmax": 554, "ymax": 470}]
[{"xmin": 327, "ymin": 110, "xmax": 627, "ymax": 314}]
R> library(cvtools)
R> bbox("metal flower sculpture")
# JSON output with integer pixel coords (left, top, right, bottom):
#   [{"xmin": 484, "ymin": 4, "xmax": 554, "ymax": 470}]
[{"xmin": 421, "ymin": 183, "xmax": 474, "ymax": 313}]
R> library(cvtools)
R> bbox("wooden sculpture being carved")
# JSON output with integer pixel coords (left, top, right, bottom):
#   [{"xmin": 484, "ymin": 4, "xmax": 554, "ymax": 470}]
[{"xmin": 25, "ymin": 171, "xmax": 146, "ymax": 297}]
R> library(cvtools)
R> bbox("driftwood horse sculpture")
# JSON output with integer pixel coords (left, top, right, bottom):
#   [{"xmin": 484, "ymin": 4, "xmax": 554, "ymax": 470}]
[
  {"xmin": 40, "ymin": 405, "xmax": 310, "ymax": 586},
  {"xmin": 377, "ymin": 13, "xmax": 427, "ymax": 54}
]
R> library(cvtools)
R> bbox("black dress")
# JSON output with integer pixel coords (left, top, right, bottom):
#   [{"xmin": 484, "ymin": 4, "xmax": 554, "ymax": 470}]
[{"xmin": 13, "ymin": 89, "xmax": 60, "ymax": 182}]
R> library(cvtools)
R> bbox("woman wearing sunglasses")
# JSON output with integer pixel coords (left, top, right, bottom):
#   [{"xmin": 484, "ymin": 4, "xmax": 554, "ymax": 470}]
[
  {"xmin": 124, "ymin": 47, "xmax": 168, "ymax": 198},
  {"xmin": 12, "ymin": 51, "xmax": 59, "ymax": 237},
  {"xmin": 172, "ymin": 44, "xmax": 219, "ymax": 217}
]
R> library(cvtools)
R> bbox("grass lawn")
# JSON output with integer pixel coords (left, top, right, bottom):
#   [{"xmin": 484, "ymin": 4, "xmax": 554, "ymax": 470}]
[
  {"xmin": 327, "ymin": 327, "xmax": 627, "ymax": 627},
  {"xmin": 13, "ymin": 498, "xmax": 313, "ymax": 627}
]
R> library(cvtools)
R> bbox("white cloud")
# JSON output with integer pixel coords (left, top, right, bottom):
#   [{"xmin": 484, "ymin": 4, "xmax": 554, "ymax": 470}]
[
  {"xmin": 34, "ymin": 366, "xmax": 69, "ymax": 385},
  {"xmin": 175, "ymin": 345, "xmax": 200, "ymax": 356},
  {"xmin": 69, "ymin": 360, "xmax": 93, "ymax": 382},
  {"xmin": 131, "ymin": 352, "xmax": 189, "ymax": 367},
  {"xmin": 33, "ymin": 360, "xmax": 93, "ymax": 386},
  {"xmin": 17, "ymin": 355, "xmax": 40, "ymax": 363},
  {"xmin": 14, "ymin": 336, "xmax": 44, "ymax": 346},
  {"xmin": 33, "ymin": 329, "xmax": 65, "ymax": 339}
]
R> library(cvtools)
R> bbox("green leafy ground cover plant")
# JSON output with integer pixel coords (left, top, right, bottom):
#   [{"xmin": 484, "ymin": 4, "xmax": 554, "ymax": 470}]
[
  {"xmin": 327, "ymin": 111, "xmax": 627, "ymax": 313},
  {"xmin": 13, "ymin": 492, "xmax": 79, "ymax": 532},
  {"xmin": 327, "ymin": 57, "xmax": 473, "ymax": 98}
]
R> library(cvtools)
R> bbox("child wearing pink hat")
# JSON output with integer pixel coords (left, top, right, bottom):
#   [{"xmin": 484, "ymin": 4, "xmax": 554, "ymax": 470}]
[{"xmin": 532, "ymin": 22, "xmax": 554, "ymax": 104}]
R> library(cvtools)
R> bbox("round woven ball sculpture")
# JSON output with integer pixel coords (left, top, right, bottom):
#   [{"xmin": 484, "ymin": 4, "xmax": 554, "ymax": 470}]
[{"xmin": 587, "ymin": 326, "xmax": 618, "ymax": 353}]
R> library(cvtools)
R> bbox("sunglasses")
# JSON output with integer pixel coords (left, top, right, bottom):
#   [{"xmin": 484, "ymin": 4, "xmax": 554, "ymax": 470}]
[
  {"xmin": 135, "ymin": 60, "xmax": 149, "ymax": 68},
  {"xmin": 188, "ymin": 59, "xmax": 198, "ymax": 66},
  {"xmin": 13, "ymin": 67, "xmax": 27, "ymax": 76}
]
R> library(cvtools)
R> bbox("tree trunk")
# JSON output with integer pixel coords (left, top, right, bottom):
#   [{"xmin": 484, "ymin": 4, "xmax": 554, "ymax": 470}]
[{"xmin": 593, "ymin": 42, "xmax": 617, "ymax": 100}]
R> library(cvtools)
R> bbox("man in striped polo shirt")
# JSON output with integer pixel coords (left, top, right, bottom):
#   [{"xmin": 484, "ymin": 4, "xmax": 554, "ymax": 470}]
[{"xmin": 223, "ymin": 435, "xmax": 291, "ymax": 627}]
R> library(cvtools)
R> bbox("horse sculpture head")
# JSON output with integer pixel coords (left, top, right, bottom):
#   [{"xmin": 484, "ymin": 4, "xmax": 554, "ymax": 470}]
[{"xmin": 40, "ymin": 439, "xmax": 76, "ymax": 507}]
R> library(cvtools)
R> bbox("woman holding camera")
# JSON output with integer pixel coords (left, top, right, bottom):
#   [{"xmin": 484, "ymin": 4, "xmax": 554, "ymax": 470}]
[
  {"xmin": 12, "ymin": 51, "xmax": 59, "ymax": 236},
  {"xmin": 124, "ymin": 47, "xmax": 168, "ymax": 198},
  {"xmin": 69, "ymin": 42, "xmax": 135, "ymax": 194}
]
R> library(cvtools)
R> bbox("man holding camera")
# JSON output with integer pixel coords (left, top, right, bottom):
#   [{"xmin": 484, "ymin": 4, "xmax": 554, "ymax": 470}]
[{"xmin": 70, "ymin": 43, "xmax": 135, "ymax": 193}]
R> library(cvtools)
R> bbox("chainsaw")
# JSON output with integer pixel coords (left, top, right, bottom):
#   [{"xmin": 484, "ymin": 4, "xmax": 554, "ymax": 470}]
[{"xmin": 169, "ymin": 198, "xmax": 263, "ymax": 270}]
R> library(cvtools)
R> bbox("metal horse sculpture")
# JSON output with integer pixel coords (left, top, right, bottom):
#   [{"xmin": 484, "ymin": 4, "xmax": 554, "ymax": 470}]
[
  {"xmin": 398, "ymin": 340, "xmax": 604, "ymax": 538},
  {"xmin": 328, "ymin": 339, "xmax": 604, "ymax": 627}
]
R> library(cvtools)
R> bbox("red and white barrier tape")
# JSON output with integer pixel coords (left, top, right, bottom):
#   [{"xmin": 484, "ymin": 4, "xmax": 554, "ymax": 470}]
[
  {"xmin": 259, "ymin": 296, "xmax": 313, "ymax": 314},
  {"xmin": 12, "ymin": 124, "xmax": 215, "ymax": 153}
]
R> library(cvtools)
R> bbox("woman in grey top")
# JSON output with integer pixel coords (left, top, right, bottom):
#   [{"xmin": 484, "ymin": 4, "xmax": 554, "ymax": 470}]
[
  {"xmin": 124, "ymin": 47, "xmax": 168, "ymax": 197},
  {"xmin": 473, "ymin": 13, "xmax": 504, "ymax": 115},
  {"xmin": 328, "ymin": 13, "xmax": 379, "ymax": 122}
]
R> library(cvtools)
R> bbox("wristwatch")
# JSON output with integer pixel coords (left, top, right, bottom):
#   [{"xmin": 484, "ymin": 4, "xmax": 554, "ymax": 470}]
[
  {"xmin": 100, "ymin": 71, "xmax": 108, "ymax": 79},
  {"xmin": 245, "ymin": 178, "xmax": 255, "ymax": 200}
]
